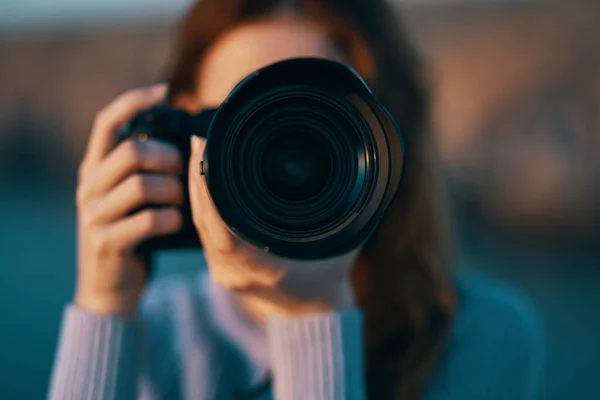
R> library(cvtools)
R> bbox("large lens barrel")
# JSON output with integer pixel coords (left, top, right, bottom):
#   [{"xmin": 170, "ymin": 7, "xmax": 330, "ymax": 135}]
[{"xmin": 203, "ymin": 58, "xmax": 404, "ymax": 260}]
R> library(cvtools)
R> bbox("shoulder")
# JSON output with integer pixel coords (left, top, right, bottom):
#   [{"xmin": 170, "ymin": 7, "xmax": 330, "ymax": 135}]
[
  {"xmin": 424, "ymin": 271, "xmax": 545, "ymax": 400},
  {"xmin": 453, "ymin": 271, "xmax": 543, "ymax": 352}
]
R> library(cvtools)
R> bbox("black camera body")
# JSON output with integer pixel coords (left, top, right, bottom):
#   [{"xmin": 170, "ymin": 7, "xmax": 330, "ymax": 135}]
[{"xmin": 120, "ymin": 58, "xmax": 405, "ymax": 260}]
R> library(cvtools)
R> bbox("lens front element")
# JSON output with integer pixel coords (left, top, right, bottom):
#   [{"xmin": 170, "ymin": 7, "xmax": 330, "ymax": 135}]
[
  {"xmin": 203, "ymin": 58, "xmax": 404, "ymax": 260},
  {"xmin": 260, "ymin": 129, "xmax": 333, "ymax": 203}
]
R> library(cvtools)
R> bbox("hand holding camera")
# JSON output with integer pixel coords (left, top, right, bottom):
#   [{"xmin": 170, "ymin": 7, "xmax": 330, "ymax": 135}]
[
  {"xmin": 74, "ymin": 58, "xmax": 404, "ymax": 317},
  {"xmin": 74, "ymin": 84, "xmax": 182, "ymax": 316}
]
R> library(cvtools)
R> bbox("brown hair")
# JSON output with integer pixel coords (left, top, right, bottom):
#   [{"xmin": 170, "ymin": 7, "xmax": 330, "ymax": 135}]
[{"xmin": 164, "ymin": 0, "xmax": 457, "ymax": 398}]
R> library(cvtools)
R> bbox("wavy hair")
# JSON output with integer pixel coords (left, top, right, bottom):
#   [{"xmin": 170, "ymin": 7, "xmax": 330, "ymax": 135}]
[{"xmin": 163, "ymin": 1, "xmax": 457, "ymax": 398}]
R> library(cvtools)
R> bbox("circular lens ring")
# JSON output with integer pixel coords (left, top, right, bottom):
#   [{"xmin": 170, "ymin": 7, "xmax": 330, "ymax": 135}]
[
  {"xmin": 202, "ymin": 58, "xmax": 405, "ymax": 260},
  {"xmin": 236, "ymin": 112, "xmax": 354, "ymax": 232},
  {"xmin": 256, "ymin": 129, "xmax": 337, "ymax": 205},
  {"xmin": 221, "ymin": 88, "xmax": 376, "ymax": 238},
  {"xmin": 239, "ymin": 111, "xmax": 353, "ymax": 216}
]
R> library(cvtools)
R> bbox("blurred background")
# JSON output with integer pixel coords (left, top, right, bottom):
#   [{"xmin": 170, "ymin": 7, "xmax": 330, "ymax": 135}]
[{"xmin": 0, "ymin": 0, "xmax": 599, "ymax": 398}]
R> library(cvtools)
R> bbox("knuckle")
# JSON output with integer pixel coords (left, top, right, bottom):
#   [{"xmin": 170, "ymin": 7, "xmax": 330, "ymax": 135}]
[
  {"xmin": 119, "ymin": 90, "xmax": 143, "ymax": 108},
  {"xmin": 166, "ymin": 208, "xmax": 183, "ymax": 230},
  {"xmin": 213, "ymin": 231, "xmax": 239, "ymax": 254},
  {"xmin": 79, "ymin": 210, "xmax": 97, "ymax": 231},
  {"xmin": 122, "ymin": 140, "xmax": 144, "ymax": 167},
  {"xmin": 119, "ymin": 87, "xmax": 153, "ymax": 109},
  {"xmin": 165, "ymin": 176, "xmax": 183, "ymax": 198},
  {"xmin": 76, "ymin": 184, "xmax": 90, "ymax": 207},
  {"xmin": 141, "ymin": 208, "xmax": 181, "ymax": 234},
  {"xmin": 166, "ymin": 147, "xmax": 183, "ymax": 171},
  {"xmin": 129, "ymin": 174, "xmax": 150, "ymax": 199},
  {"xmin": 140, "ymin": 210, "xmax": 160, "ymax": 231},
  {"xmin": 77, "ymin": 161, "xmax": 90, "ymax": 183},
  {"xmin": 93, "ymin": 107, "xmax": 110, "ymax": 130},
  {"xmin": 258, "ymin": 266, "xmax": 285, "ymax": 288},
  {"xmin": 89, "ymin": 229, "xmax": 112, "ymax": 256}
]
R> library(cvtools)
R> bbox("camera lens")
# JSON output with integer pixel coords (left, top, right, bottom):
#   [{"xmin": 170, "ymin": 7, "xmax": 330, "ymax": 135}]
[
  {"xmin": 204, "ymin": 58, "xmax": 405, "ymax": 260},
  {"xmin": 128, "ymin": 58, "xmax": 404, "ymax": 260},
  {"xmin": 260, "ymin": 129, "xmax": 332, "ymax": 203},
  {"xmin": 228, "ymin": 91, "xmax": 364, "ymax": 234}
]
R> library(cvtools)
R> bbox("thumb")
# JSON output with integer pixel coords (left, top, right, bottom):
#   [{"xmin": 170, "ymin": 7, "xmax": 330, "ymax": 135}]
[
  {"xmin": 188, "ymin": 134, "xmax": 208, "ymax": 218},
  {"xmin": 188, "ymin": 134, "xmax": 212, "ymax": 239},
  {"xmin": 189, "ymin": 133, "xmax": 208, "ymax": 195},
  {"xmin": 188, "ymin": 134, "xmax": 240, "ymax": 255},
  {"xmin": 190, "ymin": 134, "xmax": 207, "ymax": 185},
  {"xmin": 191, "ymin": 135, "xmax": 207, "ymax": 160}
]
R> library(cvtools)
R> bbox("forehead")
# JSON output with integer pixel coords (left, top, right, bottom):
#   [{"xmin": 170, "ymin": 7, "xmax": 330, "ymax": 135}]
[{"xmin": 196, "ymin": 16, "xmax": 345, "ymax": 106}]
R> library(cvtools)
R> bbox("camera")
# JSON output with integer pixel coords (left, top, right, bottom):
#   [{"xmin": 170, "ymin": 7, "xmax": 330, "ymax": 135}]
[{"xmin": 119, "ymin": 58, "xmax": 405, "ymax": 260}]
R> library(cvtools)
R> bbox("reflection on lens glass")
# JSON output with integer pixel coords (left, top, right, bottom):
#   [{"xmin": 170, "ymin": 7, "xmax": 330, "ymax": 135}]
[{"xmin": 260, "ymin": 129, "xmax": 333, "ymax": 203}]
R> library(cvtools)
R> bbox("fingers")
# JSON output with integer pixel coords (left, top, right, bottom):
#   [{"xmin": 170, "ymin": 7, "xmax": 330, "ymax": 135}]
[
  {"xmin": 77, "ymin": 139, "xmax": 182, "ymax": 205},
  {"xmin": 84, "ymin": 174, "xmax": 184, "ymax": 225},
  {"xmin": 185, "ymin": 136, "xmax": 286, "ymax": 290},
  {"xmin": 90, "ymin": 208, "xmax": 182, "ymax": 255},
  {"xmin": 188, "ymin": 135, "xmax": 240, "ymax": 254},
  {"xmin": 81, "ymin": 84, "xmax": 167, "ymax": 174}
]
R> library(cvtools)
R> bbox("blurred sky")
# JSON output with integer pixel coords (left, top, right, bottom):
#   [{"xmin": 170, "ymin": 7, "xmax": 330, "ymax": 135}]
[
  {"xmin": 0, "ymin": 0, "xmax": 191, "ymax": 34},
  {"xmin": 0, "ymin": 0, "xmax": 516, "ymax": 35}
]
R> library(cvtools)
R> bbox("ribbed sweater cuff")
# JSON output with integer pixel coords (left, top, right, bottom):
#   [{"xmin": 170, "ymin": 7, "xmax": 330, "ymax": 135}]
[
  {"xmin": 267, "ymin": 308, "xmax": 365, "ymax": 400},
  {"xmin": 48, "ymin": 305, "xmax": 142, "ymax": 400}
]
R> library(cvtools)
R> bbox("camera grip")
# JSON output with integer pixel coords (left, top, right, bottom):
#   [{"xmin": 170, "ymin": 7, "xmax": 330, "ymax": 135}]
[{"xmin": 118, "ymin": 105, "xmax": 217, "ymax": 259}]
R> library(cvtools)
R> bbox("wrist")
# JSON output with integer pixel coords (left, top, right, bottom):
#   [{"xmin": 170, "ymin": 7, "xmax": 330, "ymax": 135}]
[
  {"xmin": 74, "ymin": 291, "xmax": 140, "ymax": 317},
  {"xmin": 279, "ymin": 280, "xmax": 356, "ymax": 316},
  {"xmin": 239, "ymin": 277, "xmax": 356, "ymax": 320},
  {"xmin": 270, "ymin": 298, "xmax": 355, "ymax": 317}
]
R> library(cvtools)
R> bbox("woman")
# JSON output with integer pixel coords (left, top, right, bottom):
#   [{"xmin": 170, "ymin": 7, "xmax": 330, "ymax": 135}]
[{"xmin": 48, "ymin": 0, "xmax": 544, "ymax": 399}]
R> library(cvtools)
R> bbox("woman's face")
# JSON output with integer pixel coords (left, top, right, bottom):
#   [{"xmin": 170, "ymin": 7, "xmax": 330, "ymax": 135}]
[
  {"xmin": 184, "ymin": 13, "xmax": 346, "ymax": 109},
  {"xmin": 181, "ymin": 14, "xmax": 361, "ymax": 299}
]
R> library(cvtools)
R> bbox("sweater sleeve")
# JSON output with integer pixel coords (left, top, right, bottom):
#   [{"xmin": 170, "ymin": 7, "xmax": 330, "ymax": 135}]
[
  {"xmin": 267, "ymin": 308, "xmax": 365, "ymax": 400},
  {"xmin": 47, "ymin": 305, "xmax": 142, "ymax": 400}
]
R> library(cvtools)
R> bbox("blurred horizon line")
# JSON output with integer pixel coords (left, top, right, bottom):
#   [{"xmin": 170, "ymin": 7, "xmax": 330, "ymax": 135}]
[{"xmin": 0, "ymin": 0, "xmax": 525, "ymax": 37}]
